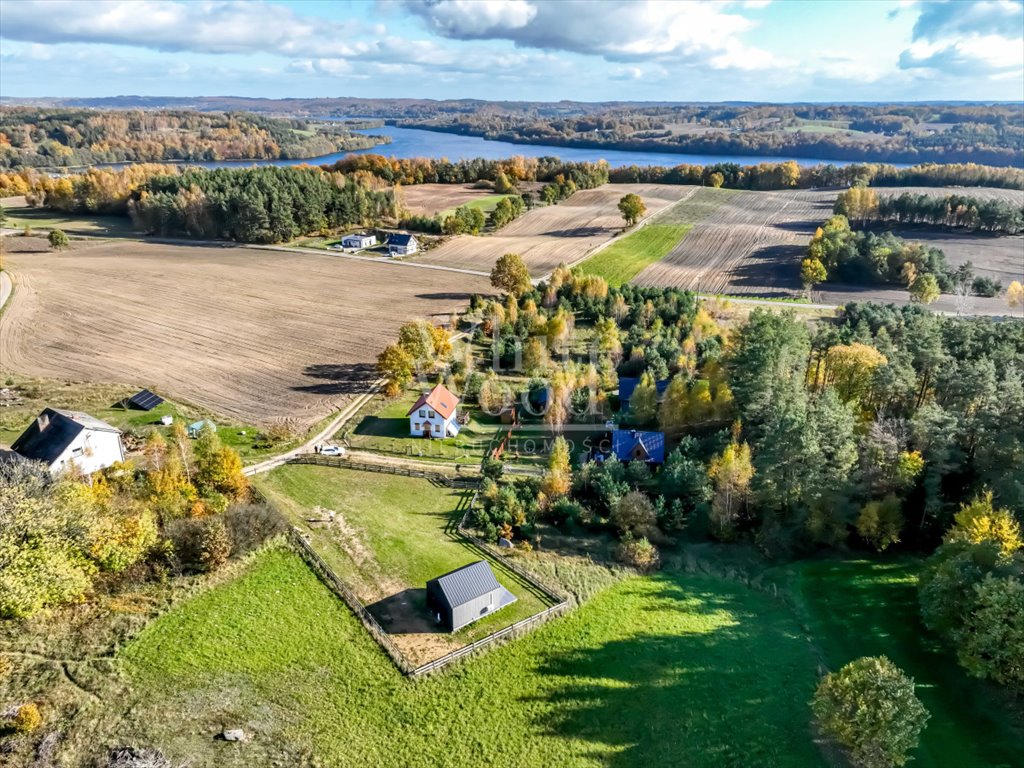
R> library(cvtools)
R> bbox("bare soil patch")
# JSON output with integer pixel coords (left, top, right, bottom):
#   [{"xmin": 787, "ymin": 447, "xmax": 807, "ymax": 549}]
[
  {"xmin": 633, "ymin": 188, "xmax": 837, "ymax": 295},
  {"xmin": 872, "ymin": 227, "xmax": 1024, "ymax": 284},
  {"xmin": 399, "ymin": 183, "xmax": 501, "ymax": 217},
  {"xmin": 415, "ymin": 183, "xmax": 697, "ymax": 276},
  {"xmin": 0, "ymin": 241, "xmax": 489, "ymax": 430}
]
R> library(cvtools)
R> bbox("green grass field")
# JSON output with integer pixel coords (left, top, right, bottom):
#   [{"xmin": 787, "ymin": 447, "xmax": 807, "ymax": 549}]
[
  {"xmin": 255, "ymin": 465, "xmax": 550, "ymax": 645},
  {"xmin": 791, "ymin": 558, "xmax": 1024, "ymax": 768},
  {"xmin": 438, "ymin": 193, "xmax": 514, "ymax": 220},
  {"xmin": 579, "ymin": 223, "xmax": 691, "ymax": 287},
  {"xmin": 111, "ymin": 547, "xmax": 825, "ymax": 768},
  {"xmin": 0, "ymin": 201, "xmax": 139, "ymax": 238}
]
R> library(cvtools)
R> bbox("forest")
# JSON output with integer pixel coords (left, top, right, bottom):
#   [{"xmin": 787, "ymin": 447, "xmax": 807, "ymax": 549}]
[
  {"xmin": 0, "ymin": 108, "xmax": 388, "ymax": 168},
  {"xmin": 452, "ymin": 269, "xmax": 1023, "ymax": 695},
  {"xmin": 836, "ymin": 187, "xmax": 1024, "ymax": 234}
]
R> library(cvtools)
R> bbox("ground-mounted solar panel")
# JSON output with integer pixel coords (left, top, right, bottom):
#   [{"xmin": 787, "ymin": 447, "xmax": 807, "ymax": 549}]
[{"xmin": 128, "ymin": 388, "xmax": 164, "ymax": 411}]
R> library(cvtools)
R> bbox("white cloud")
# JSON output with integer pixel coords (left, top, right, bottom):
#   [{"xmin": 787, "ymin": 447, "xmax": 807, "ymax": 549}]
[
  {"xmin": 413, "ymin": 0, "xmax": 537, "ymax": 37},
  {"xmin": 900, "ymin": 0, "xmax": 1024, "ymax": 74},
  {"xmin": 912, "ymin": 0, "xmax": 1023, "ymax": 40}
]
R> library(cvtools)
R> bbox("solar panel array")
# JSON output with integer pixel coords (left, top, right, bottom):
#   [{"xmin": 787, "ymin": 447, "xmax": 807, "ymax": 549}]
[{"xmin": 128, "ymin": 388, "xmax": 164, "ymax": 411}]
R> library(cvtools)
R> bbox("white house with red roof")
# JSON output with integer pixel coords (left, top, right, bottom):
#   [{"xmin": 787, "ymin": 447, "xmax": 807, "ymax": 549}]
[{"xmin": 407, "ymin": 384, "xmax": 460, "ymax": 438}]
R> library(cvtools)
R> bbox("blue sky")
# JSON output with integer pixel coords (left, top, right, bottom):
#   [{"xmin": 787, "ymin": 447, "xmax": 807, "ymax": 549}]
[{"xmin": 1, "ymin": 0, "xmax": 1022, "ymax": 101}]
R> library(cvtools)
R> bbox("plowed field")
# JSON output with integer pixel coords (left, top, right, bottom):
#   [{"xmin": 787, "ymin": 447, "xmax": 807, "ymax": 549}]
[
  {"xmin": 415, "ymin": 184, "xmax": 697, "ymax": 276},
  {"xmin": 0, "ymin": 239, "xmax": 489, "ymax": 430}
]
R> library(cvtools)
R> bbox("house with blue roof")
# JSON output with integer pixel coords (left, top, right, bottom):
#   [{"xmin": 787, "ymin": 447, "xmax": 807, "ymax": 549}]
[
  {"xmin": 618, "ymin": 376, "xmax": 670, "ymax": 410},
  {"xmin": 611, "ymin": 429, "xmax": 666, "ymax": 465}
]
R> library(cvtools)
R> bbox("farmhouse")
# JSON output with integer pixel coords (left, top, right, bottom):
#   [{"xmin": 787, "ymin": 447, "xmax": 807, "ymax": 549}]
[
  {"xmin": 388, "ymin": 233, "xmax": 418, "ymax": 257},
  {"xmin": 611, "ymin": 429, "xmax": 666, "ymax": 465},
  {"xmin": 426, "ymin": 560, "xmax": 517, "ymax": 632},
  {"xmin": 407, "ymin": 383, "xmax": 460, "ymax": 438},
  {"xmin": 618, "ymin": 377, "xmax": 670, "ymax": 409},
  {"xmin": 341, "ymin": 233, "xmax": 376, "ymax": 250},
  {"xmin": 10, "ymin": 408, "xmax": 124, "ymax": 475}
]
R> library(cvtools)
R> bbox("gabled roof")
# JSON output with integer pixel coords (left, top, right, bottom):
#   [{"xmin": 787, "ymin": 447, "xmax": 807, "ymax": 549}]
[
  {"xmin": 428, "ymin": 561, "xmax": 502, "ymax": 608},
  {"xmin": 611, "ymin": 429, "xmax": 666, "ymax": 464},
  {"xmin": 618, "ymin": 377, "xmax": 670, "ymax": 403},
  {"xmin": 388, "ymin": 233, "xmax": 416, "ymax": 247},
  {"xmin": 407, "ymin": 384, "xmax": 460, "ymax": 420},
  {"xmin": 11, "ymin": 408, "xmax": 120, "ymax": 465}
]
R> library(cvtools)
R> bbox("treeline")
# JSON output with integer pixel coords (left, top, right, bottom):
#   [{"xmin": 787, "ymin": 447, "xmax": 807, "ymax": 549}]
[
  {"xmin": 0, "ymin": 107, "xmax": 388, "ymax": 169},
  {"xmin": 399, "ymin": 195, "xmax": 530, "ymax": 235},
  {"xmin": 131, "ymin": 167, "xmax": 396, "ymax": 243},
  {"xmin": 841, "ymin": 189, "xmax": 1024, "ymax": 234},
  {"xmin": 609, "ymin": 160, "xmax": 1024, "ymax": 191}
]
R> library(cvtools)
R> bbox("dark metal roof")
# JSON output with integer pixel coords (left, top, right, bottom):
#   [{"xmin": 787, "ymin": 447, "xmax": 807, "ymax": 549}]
[
  {"xmin": 388, "ymin": 233, "xmax": 416, "ymax": 247},
  {"xmin": 11, "ymin": 408, "xmax": 119, "ymax": 464},
  {"xmin": 618, "ymin": 377, "xmax": 670, "ymax": 403},
  {"xmin": 428, "ymin": 561, "xmax": 502, "ymax": 608}
]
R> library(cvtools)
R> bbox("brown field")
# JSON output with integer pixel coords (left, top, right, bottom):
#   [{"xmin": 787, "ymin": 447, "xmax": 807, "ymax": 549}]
[
  {"xmin": 415, "ymin": 183, "xmax": 697, "ymax": 276},
  {"xmin": 398, "ymin": 183, "xmax": 503, "ymax": 217},
  {"xmin": 876, "ymin": 227, "xmax": 1024, "ymax": 283},
  {"xmin": 0, "ymin": 239, "xmax": 489, "ymax": 430},
  {"xmin": 633, "ymin": 188, "xmax": 837, "ymax": 295},
  {"xmin": 874, "ymin": 186, "xmax": 1024, "ymax": 204}
]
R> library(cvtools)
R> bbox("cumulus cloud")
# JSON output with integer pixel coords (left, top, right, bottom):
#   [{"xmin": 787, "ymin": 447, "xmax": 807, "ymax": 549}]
[
  {"xmin": 912, "ymin": 0, "xmax": 1023, "ymax": 40},
  {"xmin": 901, "ymin": 0, "xmax": 1024, "ymax": 74},
  {"xmin": 402, "ymin": 0, "xmax": 777, "ymax": 68}
]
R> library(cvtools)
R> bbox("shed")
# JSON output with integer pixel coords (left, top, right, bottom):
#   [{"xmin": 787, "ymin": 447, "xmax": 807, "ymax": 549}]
[
  {"xmin": 611, "ymin": 429, "xmax": 666, "ymax": 465},
  {"xmin": 187, "ymin": 419, "xmax": 217, "ymax": 439},
  {"xmin": 426, "ymin": 560, "xmax": 517, "ymax": 632}
]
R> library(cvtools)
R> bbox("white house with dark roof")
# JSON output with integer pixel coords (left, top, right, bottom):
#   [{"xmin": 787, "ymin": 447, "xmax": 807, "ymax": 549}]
[
  {"xmin": 387, "ymin": 233, "xmax": 418, "ymax": 257},
  {"xmin": 407, "ymin": 383, "xmax": 460, "ymax": 438},
  {"xmin": 10, "ymin": 408, "xmax": 124, "ymax": 475}
]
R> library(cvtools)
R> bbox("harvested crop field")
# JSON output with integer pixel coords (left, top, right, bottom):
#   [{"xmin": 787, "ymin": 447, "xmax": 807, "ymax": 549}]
[
  {"xmin": 633, "ymin": 188, "xmax": 838, "ymax": 295},
  {"xmin": 415, "ymin": 184, "xmax": 697, "ymax": 276},
  {"xmin": 399, "ymin": 183, "xmax": 509, "ymax": 217},
  {"xmin": 0, "ymin": 239, "xmax": 490, "ymax": 430},
  {"xmin": 875, "ymin": 227, "xmax": 1024, "ymax": 284}
]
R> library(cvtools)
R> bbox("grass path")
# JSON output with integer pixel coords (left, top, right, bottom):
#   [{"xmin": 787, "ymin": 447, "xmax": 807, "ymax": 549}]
[
  {"xmin": 790, "ymin": 558, "xmax": 1023, "ymax": 768},
  {"xmin": 578, "ymin": 223, "xmax": 691, "ymax": 286},
  {"xmin": 111, "ymin": 548, "xmax": 825, "ymax": 768}
]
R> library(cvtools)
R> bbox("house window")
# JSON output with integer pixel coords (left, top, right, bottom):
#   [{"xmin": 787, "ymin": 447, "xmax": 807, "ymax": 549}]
[
  {"xmin": 433, "ymin": 423, "xmax": 441, "ymax": 433},
  {"xmin": 419, "ymin": 409, "xmax": 425, "ymax": 417},
  {"xmin": 427, "ymin": 410, "xmax": 435, "ymax": 418},
  {"xmin": 71, "ymin": 446, "xmax": 84, "ymax": 457},
  {"xmin": 414, "ymin": 422, "xmax": 420, "ymax": 431}
]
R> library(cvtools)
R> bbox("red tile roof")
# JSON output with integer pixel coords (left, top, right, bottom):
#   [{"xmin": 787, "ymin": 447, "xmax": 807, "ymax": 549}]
[{"xmin": 406, "ymin": 384, "xmax": 460, "ymax": 420}]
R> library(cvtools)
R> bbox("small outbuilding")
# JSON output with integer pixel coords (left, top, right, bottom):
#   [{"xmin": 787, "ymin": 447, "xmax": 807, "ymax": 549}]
[
  {"xmin": 340, "ymin": 233, "xmax": 376, "ymax": 250},
  {"xmin": 187, "ymin": 419, "xmax": 217, "ymax": 439},
  {"xmin": 426, "ymin": 560, "xmax": 517, "ymax": 632},
  {"xmin": 611, "ymin": 429, "xmax": 666, "ymax": 465},
  {"xmin": 387, "ymin": 233, "xmax": 418, "ymax": 257}
]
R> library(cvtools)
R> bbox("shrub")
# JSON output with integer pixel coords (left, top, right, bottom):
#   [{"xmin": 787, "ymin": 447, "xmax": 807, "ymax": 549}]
[
  {"xmin": 13, "ymin": 702, "xmax": 43, "ymax": 734},
  {"xmin": 610, "ymin": 491, "xmax": 657, "ymax": 536},
  {"xmin": 48, "ymin": 228, "xmax": 69, "ymax": 250},
  {"xmin": 222, "ymin": 503, "xmax": 288, "ymax": 555},
  {"xmin": 198, "ymin": 519, "xmax": 231, "ymax": 571},
  {"xmin": 616, "ymin": 535, "xmax": 660, "ymax": 573},
  {"xmin": 813, "ymin": 656, "xmax": 929, "ymax": 768},
  {"xmin": 956, "ymin": 574, "xmax": 1024, "ymax": 692}
]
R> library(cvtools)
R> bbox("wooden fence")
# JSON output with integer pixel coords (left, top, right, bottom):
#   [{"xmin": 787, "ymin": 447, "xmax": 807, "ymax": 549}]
[{"xmin": 287, "ymin": 454, "xmax": 480, "ymax": 489}]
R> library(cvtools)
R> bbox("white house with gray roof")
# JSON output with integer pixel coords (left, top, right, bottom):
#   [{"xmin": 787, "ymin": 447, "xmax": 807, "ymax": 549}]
[{"xmin": 10, "ymin": 408, "xmax": 124, "ymax": 475}]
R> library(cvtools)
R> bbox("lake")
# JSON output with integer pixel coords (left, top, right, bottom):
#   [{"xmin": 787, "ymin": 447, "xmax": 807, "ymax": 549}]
[{"xmin": 156, "ymin": 125, "xmax": 892, "ymax": 170}]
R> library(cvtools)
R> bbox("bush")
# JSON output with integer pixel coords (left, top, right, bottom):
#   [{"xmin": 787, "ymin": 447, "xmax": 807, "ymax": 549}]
[
  {"xmin": 48, "ymin": 228, "xmax": 69, "ymax": 249},
  {"xmin": 813, "ymin": 656, "xmax": 929, "ymax": 768},
  {"xmin": 13, "ymin": 702, "xmax": 42, "ymax": 734},
  {"xmin": 972, "ymin": 276, "xmax": 1002, "ymax": 297},
  {"xmin": 222, "ymin": 503, "xmax": 288, "ymax": 556},
  {"xmin": 615, "ymin": 535, "xmax": 660, "ymax": 573},
  {"xmin": 198, "ymin": 519, "xmax": 231, "ymax": 571}
]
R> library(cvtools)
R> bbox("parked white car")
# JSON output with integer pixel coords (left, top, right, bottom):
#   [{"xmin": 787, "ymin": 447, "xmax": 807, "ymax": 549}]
[{"xmin": 320, "ymin": 444, "xmax": 346, "ymax": 456}]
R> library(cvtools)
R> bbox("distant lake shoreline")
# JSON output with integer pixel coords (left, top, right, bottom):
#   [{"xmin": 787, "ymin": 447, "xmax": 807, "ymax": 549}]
[{"xmin": 90, "ymin": 125, "xmax": 911, "ymax": 171}]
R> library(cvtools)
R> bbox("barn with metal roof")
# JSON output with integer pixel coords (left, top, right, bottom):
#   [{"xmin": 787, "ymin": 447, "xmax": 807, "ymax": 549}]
[{"xmin": 426, "ymin": 560, "xmax": 517, "ymax": 632}]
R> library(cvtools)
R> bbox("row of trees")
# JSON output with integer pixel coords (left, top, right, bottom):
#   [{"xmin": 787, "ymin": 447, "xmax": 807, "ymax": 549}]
[
  {"xmin": 835, "ymin": 187, "xmax": 1024, "ymax": 234},
  {"xmin": 0, "ymin": 107, "xmax": 387, "ymax": 169},
  {"xmin": 0, "ymin": 423, "xmax": 255, "ymax": 619}
]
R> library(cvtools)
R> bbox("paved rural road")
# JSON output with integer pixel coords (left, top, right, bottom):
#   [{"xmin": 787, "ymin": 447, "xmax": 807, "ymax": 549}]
[{"xmin": 243, "ymin": 379, "xmax": 385, "ymax": 476}]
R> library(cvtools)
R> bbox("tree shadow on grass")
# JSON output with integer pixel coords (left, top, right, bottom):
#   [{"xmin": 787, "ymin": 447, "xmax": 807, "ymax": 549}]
[
  {"xmin": 292, "ymin": 363, "xmax": 377, "ymax": 395},
  {"xmin": 522, "ymin": 576, "xmax": 820, "ymax": 768}
]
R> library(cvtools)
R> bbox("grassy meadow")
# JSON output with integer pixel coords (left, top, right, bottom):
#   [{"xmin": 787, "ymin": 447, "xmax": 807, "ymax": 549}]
[
  {"xmin": 791, "ymin": 558, "xmax": 1023, "ymax": 768},
  {"xmin": 579, "ymin": 223, "xmax": 691, "ymax": 286},
  {"xmin": 0, "ymin": 199, "xmax": 139, "ymax": 238},
  {"xmin": 108, "ymin": 547, "xmax": 825, "ymax": 768}
]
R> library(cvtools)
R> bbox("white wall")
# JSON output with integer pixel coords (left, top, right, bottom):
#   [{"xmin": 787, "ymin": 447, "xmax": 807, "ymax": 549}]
[{"xmin": 51, "ymin": 430, "xmax": 124, "ymax": 475}]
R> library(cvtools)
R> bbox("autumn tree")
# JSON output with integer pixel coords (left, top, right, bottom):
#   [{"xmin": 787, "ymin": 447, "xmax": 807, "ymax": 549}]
[
  {"xmin": 377, "ymin": 343, "xmax": 414, "ymax": 396},
  {"xmin": 540, "ymin": 436, "xmax": 571, "ymax": 501},
  {"xmin": 193, "ymin": 426, "xmax": 248, "ymax": 501},
  {"xmin": 617, "ymin": 193, "xmax": 646, "ymax": 227},
  {"xmin": 707, "ymin": 437, "xmax": 754, "ymax": 540},
  {"xmin": 909, "ymin": 273, "xmax": 940, "ymax": 305},
  {"xmin": 800, "ymin": 257, "xmax": 827, "ymax": 292},
  {"xmin": 629, "ymin": 372, "xmax": 658, "ymax": 425},
  {"xmin": 1007, "ymin": 280, "xmax": 1024, "ymax": 316},
  {"xmin": 813, "ymin": 656, "xmax": 929, "ymax": 768},
  {"xmin": 490, "ymin": 252, "xmax": 531, "ymax": 297},
  {"xmin": 659, "ymin": 374, "xmax": 690, "ymax": 433},
  {"xmin": 47, "ymin": 228, "xmax": 69, "ymax": 250},
  {"xmin": 834, "ymin": 186, "xmax": 879, "ymax": 225},
  {"xmin": 856, "ymin": 495, "xmax": 904, "ymax": 551},
  {"xmin": 198, "ymin": 518, "xmax": 231, "ymax": 571},
  {"xmin": 611, "ymin": 490, "xmax": 657, "ymax": 537}
]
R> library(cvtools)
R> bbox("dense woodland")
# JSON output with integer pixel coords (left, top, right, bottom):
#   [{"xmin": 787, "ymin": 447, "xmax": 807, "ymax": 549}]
[
  {"xmin": 0, "ymin": 108, "xmax": 388, "ymax": 168},
  {"xmin": 836, "ymin": 187, "xmax": 1024, "ymax": 234},
  {"xmin": 442, "ymin": 268, "xmax": 1023, "ymax": 692}
]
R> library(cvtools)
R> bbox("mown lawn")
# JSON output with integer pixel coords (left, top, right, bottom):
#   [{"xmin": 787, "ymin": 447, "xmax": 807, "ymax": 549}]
[
  {"xmin": 0, "ymin": 201, "xmax": 138, "ymax": 238},
  {"xmin": 791, "ymin": 558, "xmax": 1023, "ymax": 768},
  {"xmin": 112, "ymin": 548, "xmax": 825, "ymax": 768},
  {"xmin": 255, "ymin": 465, "xmax": 549, "ymax": 642},
  {"xmin": 579, "ymin": 223, "xmax": 690, "ymax": 286}
]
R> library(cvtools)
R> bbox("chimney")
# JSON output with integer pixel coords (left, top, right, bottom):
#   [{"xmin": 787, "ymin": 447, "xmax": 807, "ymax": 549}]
[{"xmin": 37, "ymin": 412, "xmax": 50, "ymax": 432}]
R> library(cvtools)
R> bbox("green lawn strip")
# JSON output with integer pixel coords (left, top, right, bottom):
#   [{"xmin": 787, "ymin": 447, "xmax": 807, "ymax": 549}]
[
  {"xmin": 579, "ymin": 223, "xmax": 691, "ymax": 287},
  {"xmin": 118, "ymin": 548, "xmax": 824, "ymax": 768},
  {"xmin": 437, "ymin": 193, "xmax": 514, "ymax": 220},
  {"xmin": 790, "ymin": 558, "xmax": 1023, "ymax": 768},
  {"xmin": 254, "ymin": 465, "xmax": 548, "ymax": 641}
]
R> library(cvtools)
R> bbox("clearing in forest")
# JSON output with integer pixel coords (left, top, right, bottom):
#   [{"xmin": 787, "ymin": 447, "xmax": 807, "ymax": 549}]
[
  {"xmin": 0, "ymin": 239, "xmax": 490, "ymax": 431},
  {"xmin": 398, "ymin": 183, "xmax": 515, "ymax": 218},
  {"xmin": 414, "ymin": 184, "xmax": 696, "ymax": 277}
]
